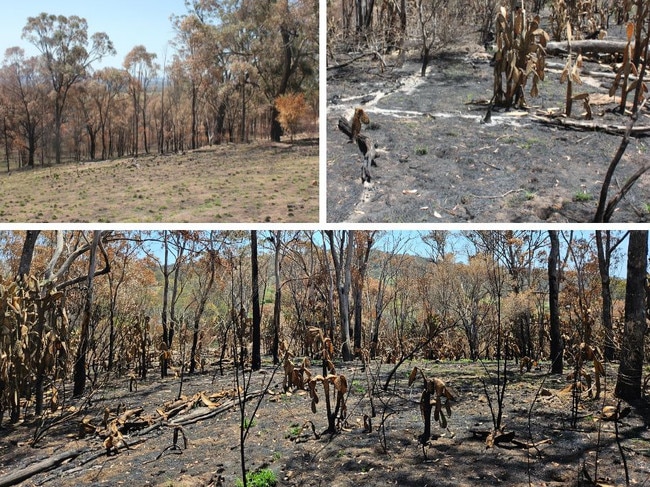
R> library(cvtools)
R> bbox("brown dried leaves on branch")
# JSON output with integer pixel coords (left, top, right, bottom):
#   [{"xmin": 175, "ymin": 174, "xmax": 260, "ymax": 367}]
[
  {"xmin": 308, "ymin": 373, "xmax": 348, "ymax": 432},
  {"xmin": 493, "ymin": 6, "xmax": 549, "ymax": 108},
  {"xmin": 409, "ymin": 367, "xmax": 455, "ymax": 442}
]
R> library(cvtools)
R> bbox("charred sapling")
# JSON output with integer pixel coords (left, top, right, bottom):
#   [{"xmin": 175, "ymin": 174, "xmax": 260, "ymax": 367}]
[
  {"xmin": 308, "ymin": 373, "xmax": 348, "ymax": 434},
  {"xmin": 408, "ymin": 367, "xmax": 455, "ymax": 445},
  {"xmin": 560, "ymin": 22, "xmax": 592, "ymax": 119}
]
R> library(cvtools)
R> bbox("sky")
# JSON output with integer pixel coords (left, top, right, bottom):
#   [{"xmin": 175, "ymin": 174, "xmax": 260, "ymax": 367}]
[{"xmin": 0, "ymin": 0, "xmax": 187, "ymax": 69}]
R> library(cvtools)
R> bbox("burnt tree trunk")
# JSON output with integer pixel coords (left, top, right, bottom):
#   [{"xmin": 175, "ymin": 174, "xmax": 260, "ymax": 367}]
[
  {"xmin": 251, "ymin": 231, "xmax": 261, "ymax": 371},
  {"xmin": 615, "ymin": 230, "xmax": 648, "ymax": 400},
  {"xmin": 548, "ymin": 230, "xmax": 563, "ymax": 374},
  {"xmin": 73, "ymin": 231, "xmax": 101, "ymax": 397}
]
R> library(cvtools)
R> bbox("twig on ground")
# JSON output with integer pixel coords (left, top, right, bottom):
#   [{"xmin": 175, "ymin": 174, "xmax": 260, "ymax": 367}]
[{"xmin": 469, "ymin": 188, "xmax": 525, "ymax": 199}]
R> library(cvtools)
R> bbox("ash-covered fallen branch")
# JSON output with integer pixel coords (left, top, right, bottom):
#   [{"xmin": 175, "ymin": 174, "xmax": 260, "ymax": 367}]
[
  {"xmin": 546, "ymin": 40, "xmax": 631, "ymax": 55},
  {"xmin": 531, "ymin": 115, "xmax": 650, "ymax": 136},
  {"xmin": 0, "ymin": 447, "xmax": 89, "ymax": 487},
  {"xmin": 10, "ymin": 389, "xmax": 265, "ymax": 487}
]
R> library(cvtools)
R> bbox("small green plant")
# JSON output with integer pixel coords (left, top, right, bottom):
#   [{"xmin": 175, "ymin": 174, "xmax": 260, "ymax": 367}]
[
  {"xmin": 352, "ymin": 380, "xmax": 366, "ymax": 395},
  {"xmin": 243, "ymin": 417, "xmax": 257, "ymax": 429},
  {"xmin": 525, "ymin": 191, "xmax": 535, "ymax": 201},
  {"xmin": 415, "ymin": 146, "xmax": 428, "ymax": 156},
  {"xmin": 287, "ymin": 424, "xmax": 302, "ymax": 439},
  {"xmin": 573, "ymin": 191, "xmax": 593, "ymax": 202},
  {"xmin": 236, "ymin": 468, "xmax": 277, "ymax": 487}
]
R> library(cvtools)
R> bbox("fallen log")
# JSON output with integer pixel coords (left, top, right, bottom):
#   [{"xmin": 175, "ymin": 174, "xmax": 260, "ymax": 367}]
[
  {"xmin": 546, "ymin": 40, "xmax": 631, "ymax": 55},
  {"xmin": 2, "ymin": 390, "xmax": 263, "ymax": 486},
  {"xmin": 545, "ymin": 61, "xmax": 626, "ymax": 81},
  {"xmin": 0, "ymin": 447, "xmax": 89, "ymax": 487},
  {"xmin": 171, "ymin": 390, "xmax": 263, "ymax": 426},
  {"xmin": 531, "ymin": 115, "xmax": 650, "ymax": 136}
]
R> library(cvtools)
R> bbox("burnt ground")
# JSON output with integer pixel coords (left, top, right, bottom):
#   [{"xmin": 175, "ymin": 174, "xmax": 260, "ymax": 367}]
[
  {"xmin": 1, "ymin": 359, "xmax": 649, "ymax": 486},
  {"xmin": 326, "ymin": 42, "xmax": 650, "ymax": 223}
]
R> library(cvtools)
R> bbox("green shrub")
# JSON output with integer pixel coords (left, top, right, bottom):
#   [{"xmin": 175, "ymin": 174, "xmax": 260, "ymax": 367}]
[{"xmin": 236, "ymin": 468, "xmax": 277, "ymax": 487}]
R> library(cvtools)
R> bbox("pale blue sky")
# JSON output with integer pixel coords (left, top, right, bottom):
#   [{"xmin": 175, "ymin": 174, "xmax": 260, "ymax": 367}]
[{"xmin": 0, "ymin": 1, "xmax": 187, "ymax": 69}]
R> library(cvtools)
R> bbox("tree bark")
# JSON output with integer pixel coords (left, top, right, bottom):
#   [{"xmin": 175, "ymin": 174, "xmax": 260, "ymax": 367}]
[
  {"xmin": 595, "ymin": 230, "xmax": 615, "ymax": 361},
  {"xmin": 353, "ymin": 232, "xmax": 373, "ymax": 354},
  {"xmin": 161, "ymin": 231, "xmax": 170, "ymax": 378},
  {"xmin": 0, "ymin": 447, "xmax": 88, "ymax": 487},
  {"xmin": 615, "ymin": 230, "xmax": 648, "ymax": 400},
  {"xmin": 546, "ymin": 40, "xmax": 631, "ymax": 55},
  {"xmin": 18, "ymin": 230, "xmax": 40, "ymax": 277},
  {"xmin": 251, "ymin": 230, "xmax": 261, "ymax": 371},
  {"xmin": 189, "ymin": 237, "xmax": 217, "ymax": 374},
  {"xmin": 326, "ymin": 230, "xmax": 353, "ymax": 361},
  {"xmin": 73, "ymin": 231, "xmax": 101, "ymax": 397},
  {"xmin": 548, "ymin": 230, "xmax": 563, "ymax": 374}
]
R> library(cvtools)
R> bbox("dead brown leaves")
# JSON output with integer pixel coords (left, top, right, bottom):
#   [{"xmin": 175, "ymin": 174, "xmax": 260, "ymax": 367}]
[{"xmin": 493, "ymin": 6, "xmax": 549, "ymax": 107}]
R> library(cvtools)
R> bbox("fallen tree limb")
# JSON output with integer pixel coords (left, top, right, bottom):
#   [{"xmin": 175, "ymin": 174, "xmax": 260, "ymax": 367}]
[
  {"xmin": 531, "ymin": 115, "xmax": 650, "ymax": 136},
  {"xmin": 0, "ymin": 447, "xmax": 89, "ymax": 487},
  {"xmin": 170, "ymin": 392, "xmax": 262, "ymax": 426},
  {"xmin": 511, "ymin": 437, "xmax": 552, "ymax": 449},
  {"xmin": 469, "ymin": 188, "xmax": 525, "ymax": 199},
  {"xmin": 327, "ymin": 52, "xmax": 376, "ymax": 70},
  {"xmin": 546, "ymin": 40, "xmax": 631, "ymax": 55},
  {"xmin": 545, "ymin": 61, "xmax": 626, "ymax": 81},
  {"xmin": 9, "ymin": 390, "xmax": 264, "ymax": 487}
]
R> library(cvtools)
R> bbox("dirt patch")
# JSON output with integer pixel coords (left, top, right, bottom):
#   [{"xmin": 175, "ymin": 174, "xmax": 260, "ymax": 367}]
[
  {"xmin": 1, "ymin": 360, "xmax": 649, "ymax": 486},
  {"xmin": 326, "ymin": 46, "xmax": 650, "ymax": 223},
  {"xmin": 0, "ymin": 138, "xmax": 318, "ymax": 223}
]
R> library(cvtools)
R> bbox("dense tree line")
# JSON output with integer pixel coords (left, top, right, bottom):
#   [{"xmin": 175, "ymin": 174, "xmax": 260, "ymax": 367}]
[
  {"xmin": 0, "ymin": 0, "xmax": 318, "ymax": 169},
  {"xmin": 0, "ymin": 229, "xmax": 647, "ymax": 426}
]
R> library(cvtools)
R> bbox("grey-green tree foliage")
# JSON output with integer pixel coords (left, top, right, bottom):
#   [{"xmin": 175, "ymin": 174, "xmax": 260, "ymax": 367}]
[{"xmin": 22, "ymin": 14, "xmax": 115, "ymax": 164}]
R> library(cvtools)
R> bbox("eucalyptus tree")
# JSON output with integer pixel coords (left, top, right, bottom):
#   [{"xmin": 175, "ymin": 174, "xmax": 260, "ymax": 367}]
[
  {"xmin": 615, "ymin": 230, "xmax": 648, "ymax": 400},
  {"xmin": 468, "ymin": 230, "xmax": 548, "ymax": 358},
  {"xmin": 548, "ymin": 230, "xmax": 563, "ymax": 374},
  {"xmin": 251, "ymin": 230, "xmax": 261, "ymax": 371},
  {"xmin": 0, "ymin": 48, "xmax": 45, "ymax": 167},
  {"xmin": 326, "ymin": 230, "xmax": 354, "ymax": 361},
  {"xmin": 368, "ymin": 232, "xmax": 411, "ymax": 359},
  {"xmin": 188, "ymin": 231, "xmax": 221, "ymax": 374},
  {"xmin": 124, "ymin": 46, "xmax": 159, "ymax": 156},
  {"xmin": 595, "ymin": 230, "xmax": 628, "ymax": 361},
  {"xmin": 91, "ymin": 67, "xmax": 129, "ymax": 160},
  {"xmin": 22, "ymin": 13, "xmax": 115, "ymax": 163}
]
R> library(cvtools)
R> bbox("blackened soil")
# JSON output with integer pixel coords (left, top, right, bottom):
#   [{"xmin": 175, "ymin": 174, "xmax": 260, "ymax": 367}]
[
  {"xmin": 1, "ymin": 359, "xmax": 649, "ymax": 486},
  {"xmin": 326, "ymin": 45, "xmax": 650, "ymax": 223}
]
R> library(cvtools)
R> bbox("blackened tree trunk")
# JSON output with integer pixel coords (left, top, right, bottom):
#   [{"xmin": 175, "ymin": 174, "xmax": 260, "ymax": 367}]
[
  {"xmin": 271, "ymin": 231, "xmax": 283, "ymax": 365},
  {"xmin": 251, "ymin": 230, "xmax": 261, "ymax": 371},
  {"xmin": 548, "ymin": 230, "xmax": 563, "ymax": 374},
  {"xmin": 615, "ymin": 230, "xmax": 648, "ymax": 400},
  {"xmin": 595, "ymin": 230, "xmax": 621, "ymax": 361},
  {"xmin": 189, "ymin": 239, "xmax": 217, "ymax": 374},
  {"xmin": 18, "ymin": 230, "xmax": 40, "ymax": 277},
  {"xmin": 73, "ymin": 231, "xmax": 101, "ymax": 397},
  {"xmin": 356, "ymin": 0, "xmax": 376, "ymax": 33},
  {"xmin": 161, "ymin": 231, "xmax": 170, "ymax": 378},
  {"xmin": 353, "ymin": 232, "xmax": 374, "ymax": 354},
  {"xmin": 326, "ymin": 230, "xmax": 354, "ymax": 361}
]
